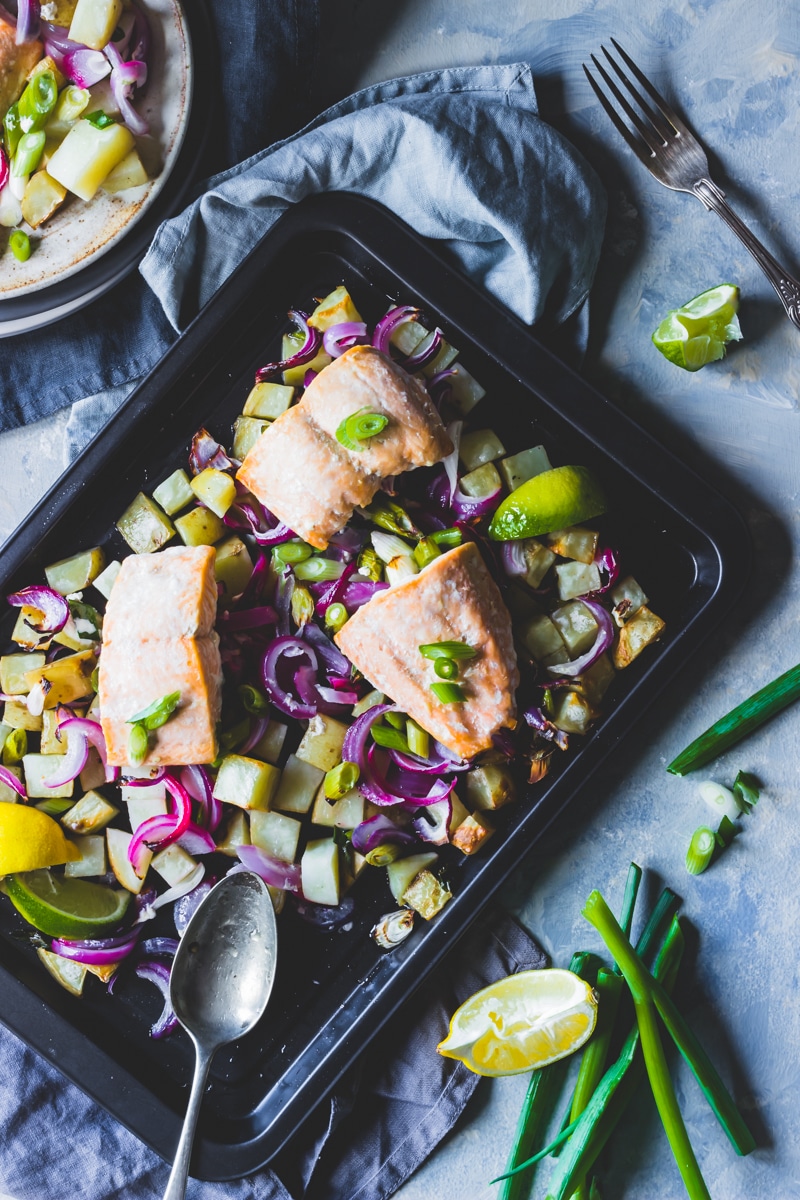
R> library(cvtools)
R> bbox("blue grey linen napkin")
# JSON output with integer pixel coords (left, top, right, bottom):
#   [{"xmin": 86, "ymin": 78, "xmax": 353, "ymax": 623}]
[
  {"xmin": 0, "ymin": 912, "xmax": 547, "ymax": 1200},
  {"xmin": 64, "ymin": 59, "xmax": 606, "ymax": 458}
]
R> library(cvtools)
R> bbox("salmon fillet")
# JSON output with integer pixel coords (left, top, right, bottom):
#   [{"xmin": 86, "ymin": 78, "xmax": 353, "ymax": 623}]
[
  {"xmin": 99, "ymin": 546, "xmax": 222, "ymax": 766},
  {"xmin": 0, "ymin": 25, "xmax": 42, "ymax": 117},
  {"xmin": 237, "ymin": 346, "xmax": 452, "ymax": 549},
  {"xmin": 336, "ymin": 542, "xmax": 519, "ymax": 758}
]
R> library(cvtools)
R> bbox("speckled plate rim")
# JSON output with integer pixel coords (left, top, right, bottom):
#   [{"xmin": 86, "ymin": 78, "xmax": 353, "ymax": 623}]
[{"xmin": 0, "ymin": 0, "xmax": 193, "ymax": 301}]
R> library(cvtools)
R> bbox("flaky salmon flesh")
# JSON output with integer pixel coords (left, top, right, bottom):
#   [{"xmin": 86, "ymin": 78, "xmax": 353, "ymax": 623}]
[
  {"xmin": 336, "ymin": 542, "xmax": 519, "ymax": 758},
  {"xmin": 0, "ymin": 25, "xmax": 42, "ymax": 120},
  {"xmin": 237, "ymin": 346, "xmax": 453, "ymax": 549},
  {"xmin": 99, "ymin": 546, "xmax": 222, "ymax": 766}
]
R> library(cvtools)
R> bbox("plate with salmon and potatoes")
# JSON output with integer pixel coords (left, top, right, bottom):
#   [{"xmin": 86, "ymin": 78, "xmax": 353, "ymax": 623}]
[{"xmin": 0, "ymin": 192, "xmax": 748, "ymax": 1177}]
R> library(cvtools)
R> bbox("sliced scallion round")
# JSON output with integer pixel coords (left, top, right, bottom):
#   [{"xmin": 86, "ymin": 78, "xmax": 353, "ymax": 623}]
[
  {"xmin": 325, "ymin": 602, "xmax": 348, "ymax": 633},
  {"xmin": 685, "ymin": 826, "xmax": 716, "ymax": 875},
  {"xmin": 9, "ymin": 229, "xmax": 31, "ymax": 262},
  {"xmin": 697, "ymin": 780, "xmax": 741, "ymax": 823},
  {"xmin": 434, "ymin": 657, "xmax": 458, "ymax": 680},
  {"xmin": 293, "ymin": 557, "xmax": 345, "ymax": 583},
  {"xmin": 335, "ymin": 408, "xmax": 389, "ymax": 451},
  {"xmin": 419, "ymin": 640, "xmax": 477, "ymax": 660},
  {"xmin": 272, "ymin": 540, "xmax": 313, "ymax": 566},
  {"xmin": 324, "ymin": 760, "xmax": 360, "ymax": 801},
  {"xmin": 431, "ymin": 681, "xmax": 466, "ymax": 704}
]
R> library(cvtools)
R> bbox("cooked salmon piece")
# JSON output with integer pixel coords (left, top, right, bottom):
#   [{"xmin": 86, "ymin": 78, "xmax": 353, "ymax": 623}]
[
  {"xmin": 335, "ymin": 542, "xmax": 519, "ymax": 758},
  {"xmin": 0, "ymin": 24, "xmax": 42, "ymax": 118},
  {"xmin": 237, "ymin": 346, "xmax": 452, "ymax": 549},
  {"xmin": 99, "ymin": 546, "xmax": 222, "ymax": 766}
]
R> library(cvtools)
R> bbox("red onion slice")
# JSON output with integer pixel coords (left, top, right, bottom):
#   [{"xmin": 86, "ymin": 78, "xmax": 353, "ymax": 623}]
[
  {"xmin": 587, "ymin": 546, "xmax": 620, "ymax": 596},
  {"xmin": 177, "ymin": 822, "xmax": 216, "ymax": 856},
  {"xmin": 338, "ymin": 578, "xmax": 389, "ymax": 610},
  {"xmin": 427, "ymin": 367, "xmax": 457, "ymax": 406},
  {"xmin": 0, "ymin": 146, "xmax": 8, "ymax": 191},
  {"xmin": 322, "ymin": 321, "xmax": 368, "ymax": 358},
  {"xmin": 302, "ymin": 620, "xmax": 352, "ymax": 675},
  {"xmin": 238, "ymin": 715, "xmax": 270, "ymax": 757},
  {"xmin": 502, "ymin": 540, "xmax": 528, "ymax": 579},
  {"xmin": 179, "ymin": 765, "xmax": 221, "ymax": 831},
  {"xmin": 351, "ymin": 813, "xmax": 417, "ymax": 855},
  {"xmin": 404, "ymin": 328, "xmax": 444, "ymax": 371},
  {"xmin": 15, "ymin": 0, "xmax": 39, "ymax": 43},
  {"xmin": 120, "ymin": 768, "xmax": 167, "ymax": 787},
  {"xmin": 134, "ymin": 863, "xmax": 206, "ymax": 924},
  {"xmin": 59, "ymin": 716, "xmax": 114, "ymax": 782},
  {"xmin": 0, "ymin": 765, "xmax": 26, "ymax": 798},
  {"xmin": 256, "ymin": 311, "xmax": 321, "ymax": 382},
  {"xmin": 173, "ymin": 877, "xmax": 214, "ymax": 936},
  {"xmin": 262, "ymin": 636, "xmax": 319, "ymax": 719},
  {"xmin": 316, "ymin": 685, "xmax": 358, "ymax": 706},
  {"xmin": 7, "ymin": 585, "xmax": 69, "ymax": 633},
  {"xmin": 135, "ymin": 960, "xmax": 178, "ymax": 1038},
  {"xmin": 411, "ymin": 797, "xmax": 452, "ymax": 845},
  {"xmin": 50, "ymin": 930, "xmax": 139, "ymax": 966},
  {"xmin": 236, "ymin": 845, "xmax": 302, "ymax": 892},
  {"xmin": 45, "ymin": 727, "xmax": 90, "ymax": 789},
  {"xmin": 63, "ymin": 48, "xmax": 112, "ymax": 87},
  {"xmin": 546, "ymin": 599, "xmax": 615, "ymax": 677},
  {"xmin": 308, "ymin": 561, "xmax": 356, "ymax": 617},
  {"xmin": 372, "ymin": 305, "xmax": 420, "ymax": 355},
  {"xmin": 523, "ymin": 705, "xmax": 569, "ymax": 751},
  {"xmin": 127, "ymin": 776, "xmax": 192, "ymax": 875},
  {"xmin": 216, "ymin": 605, "xmax": 277, "ymax": 632},
  {"xmin": 452, "ymin": 483, "xmax": 502, "ymax": 522},
  {"xmin": 189, "ymin": 428, "xmax": 235, "ymax": 475}
]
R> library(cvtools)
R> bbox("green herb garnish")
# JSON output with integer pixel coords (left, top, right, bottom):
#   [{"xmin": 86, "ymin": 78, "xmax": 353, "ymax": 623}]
[
  {"xmin": 83, "ymin": 110, "xmax": 117, "ymax": 129},
  {"xmin": 430, "ymin": 681, "xmax": 466, "ymax": 704},
  {"xmin": 126, "ymin": 691, "xmax": 181, "ymax": 766},
  {"xmin": 419, "ymin": 640, "xmax": 477, "ymax": 661},
  {"xmin": 335, "ymin": 408, "xmax": 389, "ymax": 451},
  {"xmin": 324, "ymin": 760, "xmax": 360, "ymax": 801}
]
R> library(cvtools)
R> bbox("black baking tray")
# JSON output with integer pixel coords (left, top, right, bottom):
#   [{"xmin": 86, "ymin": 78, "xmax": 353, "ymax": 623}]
[{"xmin": 0, "ymin": 192, "xmax": 749, "ymax": 1179}]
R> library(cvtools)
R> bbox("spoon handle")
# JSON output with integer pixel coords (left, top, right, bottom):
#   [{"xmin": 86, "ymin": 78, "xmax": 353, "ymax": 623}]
[{"xmin": 163, "ymin": 1042, "xmax": 214, "ymax": 1200}]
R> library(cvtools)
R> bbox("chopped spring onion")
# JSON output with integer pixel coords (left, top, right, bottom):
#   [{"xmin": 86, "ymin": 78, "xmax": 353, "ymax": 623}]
[
  {"xmin": 238, "ymin": 684, "xmax": 269, "ymax": 714},
  {"xmin": 52, "ymin": 85, "xmax": 90, "ymax": 124},
  {"xmin": 434, "ymin": 658, "xmax": 458, "ymax": 680},
  {"xmin": 18, "ymin": 70, "xmax": 57, "ymax": 131},
  {"xmin": 357, "ymin": 547, "xmax": 383, "ymax": 581},
  {"xmin": 291, "ymin": 584, "xmax": 314, "ymax": 626},
  {"xmin": 686, "ymin": 826, "xmax": 716, "ymax": 875},
  {"xmin": 430, "ymin": 681, "xmax": 466, "ymax": 704},
  {"xmin": 406, "ymin": 719, "xmax": 429, "ymax": 759},
  {"xmin": 272, "ymin": 540, "xmax": 313, "ymax": 566},
  {"xmin": 128, "ymin": 723, "xmax": 149, "ymax": 767},
  {"xmin": 362, "ymin": 495, "xmax": 421, "ymax": 539},
  {"xmin": 384, "ymin": 710, "xmax": 406, "ymax": 730},
  {"xmin": 733, "ymin": 770, "xmax": 759, "ymax": 809},
  {"xmin": 4, "ymin": 105, "xmax": 22, "ymax": 158},
  {"xmin": 335, "ymin": 408, "xmax": 389, "ymax": 451},
  {"xmin": 324, "ymin": 760, "xmax": 360, "ymax": 801},
  {"xmin": 429, "ymin": 527, "xmax": 463, "ymax": 548},
  {"xmin": 83, "ymin": 110, "xmax": 117, "ymax": 129},
  {"xmin": 371, "ymin": 531, "xmax": 414, "ymax": 565},
  {"xmin": 697, "ymin": 780, "xmax": 741, "ymax": 823},
  {"xmin": 667, "ymin": 660, "xmax": 800, "ymax": 775},
  {"xmin": 293, "ymin": 557, "xmax": 345, "ymax": 583},
  {"xmin": 413, "ymin": 536, "xmax": 441, "ymax": 569},
  {"xmin": 3, "ymin": 728, "xmax": 27, "ymax": 765},
  {"xmin": 127, "ymin": 691, "xmax": 181, "ymax": 731},
  {"xmin": 9, "ymin": 228, "xmax": 31, "ymax": 262},
  {"xmin": 371, "ymin": 724, "xmax": 410, "ymax": 753},
  {"xmin": 325, "ymin": 602, "xmax": 348, "ymax": 633},
  {"xmin": 419, "ymin": 640, "xmax": 477, "ymax": 661},
  {"xmin": 715, "ymin": 814, "xmax": 739, "ymax": 848}
]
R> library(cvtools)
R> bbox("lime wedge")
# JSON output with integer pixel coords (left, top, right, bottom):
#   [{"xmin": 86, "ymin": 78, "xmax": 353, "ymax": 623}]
[
  {"xmin": 652, "ymin": 284, "xmax": 741, "ymax": 371},
  {"xmin": 488, "ymin": 465, "xmax": 606, "ymax": 542},
  {"xmin": 6, "ymin": 870, "xmax": 131, "ymax": 938}
]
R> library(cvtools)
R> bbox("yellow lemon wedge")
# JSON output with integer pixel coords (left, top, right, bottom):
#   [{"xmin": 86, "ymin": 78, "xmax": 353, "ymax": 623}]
[
  {"xmin": 437, "ymin": 968, "xmax": 598, "ymax": 1077},
  {"xmin": 0, "ymin": 805, "xmax": 79, "ymax": 875}
]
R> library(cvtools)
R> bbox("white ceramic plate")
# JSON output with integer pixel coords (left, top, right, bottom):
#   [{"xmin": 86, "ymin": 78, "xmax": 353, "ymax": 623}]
[{"xmin": 0, "ymin": 0, "xmax": 192, "ymax": 300}]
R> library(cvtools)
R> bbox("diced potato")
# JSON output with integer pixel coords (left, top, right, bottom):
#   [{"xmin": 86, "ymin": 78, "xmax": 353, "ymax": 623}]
[
  {"xmin": 310, "ymin": 785, "xmax": 364, "ymax": 830},
  {"xmin": 547, "ymin": 527, "xmax": 599, "ymax": 566},
  {"xmin": 11, "ymin": 606, "xmax": 50, "ymax": 651},
  {"xmin": 295, "ymin": 714, "xmax": 348, "ymax": 772},
  {"xmin": 116, "ymin": 492, "xmax": 175, "ymax": 554},
  {"xmin": 551, "ymin": 690, "xmax": 598, "ymax": 735},
  {"xmin": 22, "ymin": 754, "xmax": 74, "ymax": 799},
  {"xmin": 464, "ymin": 764, "xmax": 516, "ymax": 811},
  {"xmin": 243, "ymin": 382, "xmax": 294, "ymax": 419},
  {"xmin": 1, "ymin": 652, "xmax": 46, "ymax": 696},
  {"xmin": 402, "ymin": 869, "xmax": 452, "ymax": 919},
  {"xmin": 578, "ymin": 654, "xmax": 616, "ymax": 707},
  {"xmin": 308, "ymin": 286, "xmax": 364, "ymax": 331},
  {"xmin": 41, "ymin": 708, "xmax": 65, "ymax": 755},
  {"xmin": 518, "ymin": 540, "xmax": 556, "ymax": 590},
  {"xmin": 37, "ymin": 947, "xmax": 86, "ymax": 996},
  {"xmin": 213, "ymin": 754, "xmax": 281, "ymax": 812},
  {"xmin": 123, "ymin": 787, "xmax": 167, "ymax": 831},
  {"xmin": 459, "ymin": 461, "xmax": 502, "ymax": 499},
  {"xmin": 612, "ymin": 606, "xmax": 666, "ymax": 669},
  {"xmin": 419, "ymin": 334, "xmax": 459, "ymax": 378},
  {"xmin": 551, "ymin": 601, "xmax": 599, "ymax": 657},
  {"xmin": 215, "ymin": 808, "xmax": 250, "ymax": 857},
  {"xmin": 499, "ymin": 445, "xmax": 552, "ymax": 492},
  {"xmin": 45, "ymin": 547, "xmax": 105, "ymax": 595},
  {"xmin": 68, "ymin": 0, "xmax": 123, "ymax": 51},
  {"xmin": 555, "ymin": 560, "xmax": 602, "ymax": 602},
  {"xmin": 389, "ymin": 311, "xmax": 428, "ymax": 355},
  {"xmin": 152, "ymin": 469, "xmax": 194, "ymax": 517},
  {"xmin": 459, "ymin": 429, "xmax": 506, "ymax": 472},
  {"xmin": 61, "ymin": 789, "xmax": 118, "ymax": 834},
  {"xmin": 300, "ymin": 837, "xmax": 340, "ymax": 905},
  {"xmin": 80, "ymin": 748, "xmax": 106, "ymax": 792},
  {"xmin": 249, "ymin": 720, "xmax": 288, "ymax": 765},
  {"xmin": 214, "ymin": 536, "xmax": 254, "ymax": 602},
  {"xmin": 0, "ymin": 765, "xmax": 22, "ymax": 805},
  {"xmin": 442, "ymin": 364, "xmax": 486, "ymax": 417},
  {"xmin": 352, "ymin": 689, "xmax": 385, "ymax": 717},
  {"xmin": 272, "ymin": 754, "xmax": 324, "ymax": 814},
  {"xmin": 387, "ymin": 852, "xmax": 438, "ymax": 904},
  {"xmin": 151, "ymin": 844, "xmax": 198, "ymax": 887},
  {"xmin": 518, "ymin": 612, "xmax": 567, "ymax": 663},
  {"xmin": 107, "ymin": 827, "xmax": 150, "ymax": 892},
  {"xmin": 91, "ymin": 559, "xmax": 121, "ymax": 601},
  {"xmin": 448, "ymin": 791, "xmax": 469, "ymax": 835},
  {"xmin": 64, "ymin": 834, "xmax": 106, "ymax": 878},
  {"xmin": 190, "ymin": 468, "xmax": 237, "ymax": 518},
  {"xmin": 174, "ymin": 506, "xmax": 225, "ymax": 547},
  {"xmin": 2, "ymin": 701, "xmax": 43, "ymax": 732},
  {"xmin": 21, "ymin": 169, "xmax": 66, "ymax": 228},
  {"xmin": 282, "ymin": 332, "xmax": 331, "ymax": 387},
  {"xmin": 102, "ymin": 148, "xmax": 148, "ymax": 193},
  {"xmin": 232, "ymin": 416, "xmax": 270, "ymax": 461},
  {"xmin": 47, "ymin": 116, "xmax": 134, "ymax": 201},
  {"xmin": 452, "ymin": 812, "xmax": 495, "ymax": 856},
  {"xmin": 250, "ymin": 809, "xmax": 301, "ymax": 863},
  {"xmin": 25, "ymin": 649, "xmax": 96, "ymax": 709},
  {"xmin": 610, "ymin": 575, "xmax": 649, "ymax": 625}
]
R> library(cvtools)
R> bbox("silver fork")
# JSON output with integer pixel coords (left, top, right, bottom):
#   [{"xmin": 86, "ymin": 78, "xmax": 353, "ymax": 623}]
[{"xmin": 584, "ymin": 39, "xmax": 800, "ymax": 330}]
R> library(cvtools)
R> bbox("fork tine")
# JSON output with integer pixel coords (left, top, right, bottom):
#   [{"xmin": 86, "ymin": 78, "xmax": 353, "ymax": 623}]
[
  {"xmin": 601, "ymin": 44, "xmax": 674, "ymax": 144},
  {"xmin": 587, "ymin": 53, "xmax": 664, "ymax": 157},
  {"xmin": 609, "ymin": 38, "xmax": 693, "ymax": 140},
  {"xmin": 582, "ymin": 63, "xmax": 656, "ymax": 169}
]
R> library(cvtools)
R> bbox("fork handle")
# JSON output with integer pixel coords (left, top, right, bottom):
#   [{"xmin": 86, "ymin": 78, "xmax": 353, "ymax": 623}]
[{"xmin": 692, "ymin": 179, "xmax": 800, "ymax": 330}]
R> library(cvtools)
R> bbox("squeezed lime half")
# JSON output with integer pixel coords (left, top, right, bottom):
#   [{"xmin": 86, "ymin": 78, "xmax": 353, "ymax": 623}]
[{"xmin": 652, "ymin": 283, "xmax": 742, "ymax": 371}]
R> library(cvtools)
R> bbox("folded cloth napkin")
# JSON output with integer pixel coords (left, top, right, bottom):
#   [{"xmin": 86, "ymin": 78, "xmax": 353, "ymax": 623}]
[
  {"xmin": 0, "ymin": 910, "xmax": 547, "ymax": 1200},
  {"xmin": 60, "ymin": 58, "xmax": 605, "ymax": 459}
]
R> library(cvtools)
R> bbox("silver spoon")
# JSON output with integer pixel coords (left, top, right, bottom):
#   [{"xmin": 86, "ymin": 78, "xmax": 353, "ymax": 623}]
[{"xmin": 163, "ymin": 870, "xmax": 278, "ymax": 1200}]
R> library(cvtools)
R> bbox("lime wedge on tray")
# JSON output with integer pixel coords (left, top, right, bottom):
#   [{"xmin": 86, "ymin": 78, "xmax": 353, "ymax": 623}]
[
  {"xmin": 6, "ymin": 870, "xmax": 130, "ymax": 938},
  {"xmin": 652, "ymin": 283, "xmax": 741, "ymax": 371},
  {"xmin": 488, "ymin": 465, "xmax": 606, "ymax": 541}
]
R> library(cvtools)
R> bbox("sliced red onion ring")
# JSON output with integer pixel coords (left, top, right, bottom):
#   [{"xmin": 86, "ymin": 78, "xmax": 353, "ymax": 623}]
[
  {"xmin": 338, "ymin": 578, "xmax": 389, "ymax": 610},
  {"xmin": 303, "ymin": 369, "xmax": 318, "ymax": 388},
  {"xmin": 173, "ymin": 877, "xmax": 214, "ymax": 936},
  {"xmin": 342, "ymin": 703, "xmax": 399, "ymax": 806},
  {"xmin": 58, "ymin": 715, "xmax": 115, "ymax": 783},
  {"xmin": 588, "ymin": 546, "xmax": 620, "ymax": 596},
  {"xmin": 224, "ymin": 502, "xmax": 295, "ymax": 547},
  {"xmin": 0, "ymin": 765, "xmax": 26, "ymax": 798},
  {"xmin": 40, "ymin": 20, "xmax": 80, "ymax": 54},
  {"xmin": 452, "ymin": 483, "xmax": 502, "ymax": 522},
  {"xmin": 388, "ymin": 746, "xmax": 464, "ymax": 776},
  {"xmin": 141, "ymin": 936, "xmax": 180, "ymax": 957},
  {"xmin": 302, "ymin": 620, "xmax": 351, "ymax": 675},
  {"xmin": 7, "ymin": 585, "xmax": 69, "ymax": 633},
  {"xmin": 546, "ymin": 599, "xmax": 615, "ymax": 677},
  {"xmin": 15, "ymin": 0, "xmax": 39, "ymax": 43},
  {"xmin": 134, "ymin": 863, "xmax": 206, "ymax": 924},
  {"xmin": 351, "ymin": 812, "xmax": 417, "ymax": 855},
  {"xmin": 427, "ymin": 367, "xmax": 457, "ymax": 406},
  {"xmin": 322, "ymin": 321, "xmax": 368, "ymax": 358},
  {"xmin": 0, "ymin": 146, "xmax": 8, "ymax": 191},
  {"xmin": 236, "ymin": 844, "xmax": 302, "ymax": 892},
  {"xmin": 262, "ymin": 636, "xmax": 319, "ymax": 718},
  {"xmin": 63, "ymin": 48, "xmax": 111, "ymax": 87},
  {"xmin": 367, "ymin": 744, "xmax": 456, "ymax": 808},
  {"xmin": 316, "ymin": 685, "xmax": 359, "ymax": 706},
  {"xmin": 411, "ymin": 797, "xmax": 452, "ymax": 845},
  {"xmin": 238, "ymin": 715, "xmax": 270, "ymax": 757},
  {"xmin": 44, "ymin": 727, "xmax": 89, "ymax": 789},
  {"xmin": 256, "ymin": 311, "xmax": 321, "ymax": 382},
  {"xmin": 294, "ymin": 664, "xmax": 349, "ymax": 718},
  {"xmin": 189, "ymin": 428, "xmax": 235, "ymax": 475},
  {"xmin": 177, "ymin": 823, "xmax": 217, "ymax": 856},
  {"xmin": 491, "ymin": 727, "xmax": 517, "ymax": 758},
  {"xmin": 51, "ymin": 929, "xmax": 139, "ymax": 966},
  {"xmin": 109, "ymin": 59, "xmax": 149, "ymax": 135},
  {"xmin": 135, "ymin": 960, "xmax": 178, "ymax": 1038},
  {"xmin": 292, "ymin": 894, "xmax": 355, "ymax": 930},
  {"xmin": 274, "ymin": 567, "xmax": 294, "ymax": 637},
  {"xmin": 308, "ymin": 560, "xmax": 356, "ymax": 617},
  {"xmin": 180, "ymin": 765, "xmax": 221, "ymax": 832},
  {"xmin": 127, "ymin": 776, "xmax": 192, "ymax": 875},
  {"xmin": 129, "ymin": 4, "xmax": 150, "ymax": 62},
  {"xmin": 442, "ymin": 420, "xmax": 462, "ymax": 505},
  {"xmin": 404, "ymin": 328, "xmax": 444, "ymax": 371},
  {"xmin": 502, "ymin": 541, "xmax": 528, "ymax": 579},
  {"xmin": 372, "ymin": 305, "xmax": 420, "ymax": 355},
  {"xmin": 523, "ymin": 706, "xmax": 569, "ymax": 751},
  {"xmin": 327, "ymin": 528, "xmax": 368, "ymax": 557}
]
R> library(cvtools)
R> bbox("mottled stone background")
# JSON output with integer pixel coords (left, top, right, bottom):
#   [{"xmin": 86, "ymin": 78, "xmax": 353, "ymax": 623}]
[{"xmin": 1, "ymin": 1, "xmax": 799, "ymax": 1197}]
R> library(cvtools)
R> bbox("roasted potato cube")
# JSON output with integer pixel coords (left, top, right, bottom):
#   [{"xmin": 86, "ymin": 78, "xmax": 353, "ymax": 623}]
[
  {"xmin": 106, "ymin": 828, "xmax": 150, "ymax": 892},
  {"xmin": 151, "ymin": 844, "xmax": 198, "ymax": 887},
  {"xmin": 215, "ymin": 809, "xmax": 250, "ymax": 857},
  {"xmin": 442, "ymin": 364, "xmax": 485, "ymax": 417},
  {"xmin": 499, "ymin": 445, "xmax": 552, "ymax": 492},
  {"xmin": 612, "ymin": 606, "xmax": 666, "ymax": 669},
  {"xmin": 272, "ymin": 754, "xmax": 324, "ymax": 814},
  {"xmin": 402, "ymin": 869, "xmax": 452, "ymax": 919},
  {"xmin": 41, "ymin": 708, "xmax": 66, "ymax": 755},
  {"xmin": 2, "ymin": 701, "xmax": 42, "ymax": 732},
  {"xmin": 387, "ymin": 852, "xmax": 438, "ymax": 903},
  {"xmin": 68, "ymin": 0, "xmax": 123, "ymax": 51},
  {"xmin": 460, "ymin": 461, "xmax": 502, "ymax": 499},
  {"xmin": 301, "ymin": 837, "xmax": 340, "ymax": 905},
  {"xmin": 308, "ymin": 286, "xmax": 364, "ymax": 331},
  {"xmin": 310, "ymin": 785, "xmax": 364, "ymax": 829},
  {"xmin": 21, "ymin": 170, "xmax": 66, "ymax": 228},
  {"xmin": 295, "ymin": 714, "xmax": 348, "ymax": 772},
  {"xmin": 25, "ymin": 649, "xmax": 95, "ymax": 709},
  {"xmin": 61, "ymin": 790, "xmax": 119, "ymax": 834},
  {"xmin": 547, "ymin": 527, "xmax": 599, "ymax": 566},
  {"xmin": 555, "ymin": 560, "xmax": 602, "ymax": 602},
  {"xmin": 243, "ymin": 382, "xmax": 295, "ymax": 419},
  {"xmin": 213, "ymin": 755, "xmax": 280, "ymax": 812},
  {"xmin": 1, "ymin": 652, "xmax": 46, "ymax": 696},
  {"xmin": 519, "ymin": 539, "xmax": 556, "ymax": 589},
  {"xmin": 249, "ymin": 720, "xmax": 288, "ymax": 765},
  {"xmin": 64, "ymin": 834, "xmax": 106, "ymax": 878},
  {"xmin": 232, "ymin": 416, "xmax": 270, "ymax": 460},
  {"xmin": 519, "ymin": 611, "xmax": 567, "ymax": 663},
  {"xmin": 22, "ymin": 754, "xmax": 74, "ymax": 799},
  {"xmin": 451, "ymin": 812, "xmax": 495, "ymax": 855},
  {"xmin": 47, "ymin": 116, "xmax": 134, "ymax": 201},
  {"xmin": 610, "ymin": 575, "xmax": 649, "ymax": 626},
  {"xmin": 551, "ymin": 690, "xmax": 598, "ymax": 735},
  {"xmin": 102, "ymin": 148, "xmax": 148, "ymax": 193},
  {"xmin": 551, "ymin": 601, "xmax": 599, "ymax": 657},
  {"xmin": 174, "ymin": 506, "xmax": 225, "ymax": 547},
  {"xmin": 419, "ymin": 333, "xmax": 459, "ymax": 378},
  {"xmin": 459, "ymin": 429, "xmax": 506, "ymax": 472},
  {"xmin": 190, "ymin": 468, "xmax": 236, "ymax": 518},
  {"xmin": 45, "ymin": 547, "xmax": 105, "ymax": 595},
  {"xmin": 152, "ymin": 469, "xmax": 194, "ymax": 516},
  {"xmin": 448, "ymin": 791, "xmax": 469, "ymax": 835},
  {"xmin": 579, "ymin": 654, "xmax": 616, "ymax": 706},
  {"xmin": 250, "ymin": 809, "xmax": 301, "ymax": 863},
  {"xmin": 11, "ymin": 606, "xmax": 50, "ymax": 651},
  {"xmin": 464, "ymin": 764, "xmax": 516, "ymax": 811},
  {"xmin": 282, "ymin": 332, "xmax": 331, "ymax": 386},
  {"xmin": 214, "ymin": 536, "xmax": 254, "ymax": 602},
  {"xmin": 116, "ymin": 493, "xmax": 175, "ymax": 554},
  {"xmin": 91, "ymin": 559, "xmax": 121, "ymax": 600},
  {"xmin": 0, "ymin": 765, "xmax": 22, "ymax": 805}
]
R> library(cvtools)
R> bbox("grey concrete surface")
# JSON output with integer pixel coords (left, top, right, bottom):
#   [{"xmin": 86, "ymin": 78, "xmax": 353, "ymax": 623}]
[{"xmin": 2, "ymin": 1, "xmax": 800, "ymax": 1197}]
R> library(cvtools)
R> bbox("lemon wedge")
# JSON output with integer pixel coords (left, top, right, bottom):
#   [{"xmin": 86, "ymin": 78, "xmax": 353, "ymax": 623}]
[
  {"xmin": 437, "ymin": 968, "xmax": 598, "ymax": 1076},
  {"xmin": 0, "ymin": 805, "xmax": 79, "ymax": 875}
]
